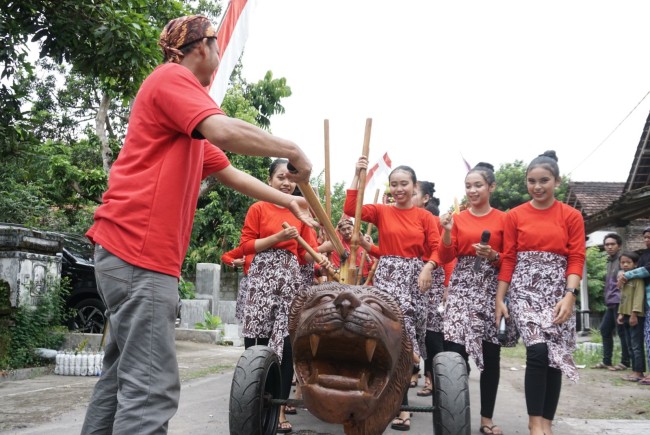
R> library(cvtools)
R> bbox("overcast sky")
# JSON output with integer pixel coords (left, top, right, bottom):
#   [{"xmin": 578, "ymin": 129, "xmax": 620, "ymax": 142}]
[{"xmin": 239, "ymin": 0, "xmax": 650, "ymax": 208}]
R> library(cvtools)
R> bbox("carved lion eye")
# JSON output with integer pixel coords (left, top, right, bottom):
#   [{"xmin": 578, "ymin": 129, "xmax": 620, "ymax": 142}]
[
  {"xmin": 316, "ymin": 294, "xmax": 334, "ymax": 304},
  {"xmin": 366, "ymin": 300, "xmax": 383, "ymax": 313}
]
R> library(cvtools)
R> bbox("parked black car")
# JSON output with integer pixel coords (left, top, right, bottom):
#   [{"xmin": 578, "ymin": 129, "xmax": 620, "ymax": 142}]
[{"xmin": 60, "ymin": 233, "xmax": 106, "ymax": 334}]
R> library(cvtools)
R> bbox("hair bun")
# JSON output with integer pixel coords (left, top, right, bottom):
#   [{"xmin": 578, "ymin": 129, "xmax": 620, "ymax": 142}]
[
  {"xmin": 540, "ymin": 150, "xmax": 558, "ymax": 162},
  {"xmin": 474, "ymin": 162, "xmax": 495, "ymax": 172}
]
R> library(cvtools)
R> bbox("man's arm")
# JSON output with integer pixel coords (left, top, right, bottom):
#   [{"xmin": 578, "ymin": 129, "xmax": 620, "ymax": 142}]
[
  {"xmin": 196, "ymin": 115, "xmax": 312, "ymax": 182},
  {"xmin": 213, "ymin": 165, "xmax": 315, "ymax": 226}
]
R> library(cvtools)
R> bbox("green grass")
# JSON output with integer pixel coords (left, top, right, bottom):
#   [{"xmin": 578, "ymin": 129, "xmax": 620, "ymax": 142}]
[
  {"xmin": 500, "ymin": 330, "xmax": 625, "ymax": 368},
  {"xmin": 180, "ymin": 363, "xmax": 235, "ymax": 382}
]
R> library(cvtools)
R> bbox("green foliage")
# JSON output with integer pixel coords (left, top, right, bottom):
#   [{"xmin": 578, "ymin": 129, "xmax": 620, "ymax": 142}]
[
  {"xmin": 489, "ymin": 160, "xmax": 571, "ymax": 211},
  {"xmin": 194, "ymin": 312, "xmax": 223, "ymax": 330},
  {"xmin": 585, "ymin": 246, "xmax": 607, "ymax": 313},
  {"xmin": 178, "ymin": 277, "xmax": 196, "ymax": 300},
  {"xmin": 491, "ymin": 160, "xmax": 530, "ymax": 211},
  {"xmin": 0, "ymin": 279, "xmax": 71, "ymax": 370}
]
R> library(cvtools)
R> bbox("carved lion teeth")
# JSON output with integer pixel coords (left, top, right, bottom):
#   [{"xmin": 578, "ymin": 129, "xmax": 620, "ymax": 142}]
[
  {"xmin": 310, "ymin": 334, "xmax": 320, "ymax": 357},
  {"xmin": 358, "ymin": 371, "xmax": 369, "ymax": 390},
  {"xmin": 365, "ymin": 338, "xmax": 377, "ymax": 363}
]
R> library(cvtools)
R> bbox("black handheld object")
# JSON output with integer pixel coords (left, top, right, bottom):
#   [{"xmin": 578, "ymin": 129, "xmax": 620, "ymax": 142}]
[
  {"xmin": 472, "ymin": 230, "xmax": 491, "ymax": 272},
  {"xmin": 497, "ymin": 298, "xmax": 509, "ymax": 343},
  {"xmin": 286, "ymin": 162, "xmax": 298, "ymax": 174}
]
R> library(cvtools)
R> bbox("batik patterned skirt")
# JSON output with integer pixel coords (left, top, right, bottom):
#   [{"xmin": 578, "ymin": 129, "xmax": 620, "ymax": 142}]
[
  {"xmin": 444, "ymin": 256, "xmax": 519, "ymax": 371},
  {"xmin": 243, "ymin": 249, "xmax": 299, "ymax": 362},
  {"xmin": 426, "ymin": 266, "xmax": 446, "ymax": 333},
  {"xmin": 373, "ymin": 255, "xmax": 426, "ymax": 358},
  {"xmin": 298, "ymin": 262, "xmax": 315, "ymax": 291},
  {"xmin": 509, "ymin": 251, "xmax": 578, "ymax": 382},
  {"xmin": 235, "ymin": 275, "xmax": 248, "ymax": 322}
]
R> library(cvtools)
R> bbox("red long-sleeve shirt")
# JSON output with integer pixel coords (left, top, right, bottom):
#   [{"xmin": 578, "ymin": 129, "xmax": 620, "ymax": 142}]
[
  {"xmin": 438, "ymin": 208, "xmax": 507, "ymax": 266},
  {"xmin": 221, "ymin": 246, "xmax": 253, "ymax": 275},
  {"xmin": 498, "ymin": 201, "xmax": 586, "ymax": 283},
  {"xmin": 239, "ymin": 202, "xmax": 316, "ymax": 260},
  {"xmin": 344, "ymin": 189, "xmax": 440, "ymax": 260}
]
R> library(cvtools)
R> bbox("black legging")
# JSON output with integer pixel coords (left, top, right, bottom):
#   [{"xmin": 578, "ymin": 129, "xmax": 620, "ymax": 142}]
[
  {"xmin": 525, "ymin": 343, "xmax": 562, "ymax": 420},
  {"xmin": 424, "ymin": 331, "xmax": 445, "ymax": 378},
  {"xmin": 444, "ymin": 340, "xmax": 501, "ymax": 419},
  {"xmin": 244, "ymin": 336, "xmax": 294, "ymax": 401}
]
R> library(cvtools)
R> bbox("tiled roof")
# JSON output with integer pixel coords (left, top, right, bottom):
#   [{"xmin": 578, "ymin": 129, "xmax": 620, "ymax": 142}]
[
  {"xmin": 625, "ymin": 110, "xmax": 650, "ymax": 192},
  {"xmin": 565, "ymin": 182, "xmax": 625, "ymax": 217}
]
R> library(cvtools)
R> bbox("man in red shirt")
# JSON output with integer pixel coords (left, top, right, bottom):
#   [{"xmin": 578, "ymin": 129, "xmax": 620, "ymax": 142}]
[{"xmin": 81, "ymin": 15, "xmax": 313, "ymax": 434}]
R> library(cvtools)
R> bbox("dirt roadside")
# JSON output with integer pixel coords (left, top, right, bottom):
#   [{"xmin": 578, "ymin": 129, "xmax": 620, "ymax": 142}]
[
  {"xmin": 498, "ymin": 354, "xmax": 650, "ymax": 421},
  {"xmin": 1, "ymin": 341, "xmax": 649, "ymax": 433},
  {"xmin": 0, "ymin": 341, "xmax": 243, "ymax": 432}
]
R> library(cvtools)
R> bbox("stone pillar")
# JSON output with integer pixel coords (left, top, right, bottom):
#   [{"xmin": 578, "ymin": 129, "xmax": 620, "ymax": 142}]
[{"xmin": 195, "ymin": 263, "xmax": 220, "ymax": 313}]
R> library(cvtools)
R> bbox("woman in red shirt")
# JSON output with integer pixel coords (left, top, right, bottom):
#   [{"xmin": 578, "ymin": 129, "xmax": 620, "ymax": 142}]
[
  {"xmin": 410, "ymin": 180, "xmax": 455, "ymax": 398},
  {"xmin": 496, "ymin": 151, "xmax": 585, "ymax": 435},
  {"xmin": 239, "ymin": 158, "xmax": 325, "ymax": 433},
  {"xmin": 220, "ymin": 247, "xmax": 252, "ymax": 323},
  {"xmin": 346, "ymin": 156, "xmax": 440, "ymax": 431},
  {"xmin": 439, "ymin": 163, "xmax": 515, "ymax": 435}
]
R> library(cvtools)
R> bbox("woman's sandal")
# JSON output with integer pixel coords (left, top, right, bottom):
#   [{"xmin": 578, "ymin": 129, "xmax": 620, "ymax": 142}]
[
  {"xmin": 417, "ymin": 378, "xmax": 433, "ymax": 396},
  {"xmin": 479, "ymin": 424, "xmax": 504, "ymax": 434},
  {"xmin": 608, "ymin": 363, "xmax": 628, "ymax": 371},
  {"xmin": 390, "ymin": 416, "xmax": 411, "ymax": 431},
  {"xmin": 277, "ymin": 419, "xmax": 292, "ymax": 433},
  {"xmin": 591, "ymin": 362, "xmax": 612, "ymax": 369},
  {"xmin": 284, "ymin": 405, "xmax": 297, "ymax": 415}
]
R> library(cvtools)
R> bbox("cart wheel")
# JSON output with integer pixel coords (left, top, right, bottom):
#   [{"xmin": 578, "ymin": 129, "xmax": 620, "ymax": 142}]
[
  {"xmin": 229, "ymin": 345, "xmax": 282, "ymax": 435},
  {"xmin": 432, "ymin": 351, "xmax": 471, "ymax": 435}
]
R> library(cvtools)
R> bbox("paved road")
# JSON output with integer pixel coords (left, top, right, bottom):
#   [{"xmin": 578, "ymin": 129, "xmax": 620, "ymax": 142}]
[{"xmin": 1, "ymin": 341, "xmax": 649, "ymax": 434}]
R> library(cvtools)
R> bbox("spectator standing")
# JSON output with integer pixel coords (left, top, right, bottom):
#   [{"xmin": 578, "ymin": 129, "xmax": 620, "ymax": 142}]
[
  {"xmin": 592, "ymin": 233, "xmax": 630, "ymax": 371},
  {"xmin": 617, "ymin": 251, "xmax": 646, "ymax": 382},
  {"xmin": 618, "ymin": 226, "xmax": 650, "ymax": 384}
]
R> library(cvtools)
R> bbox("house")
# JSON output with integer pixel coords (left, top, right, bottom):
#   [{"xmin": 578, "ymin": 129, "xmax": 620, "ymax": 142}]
[{"xmin": 566, "ymin": 110, "xmax": 650, "ymax": 251}]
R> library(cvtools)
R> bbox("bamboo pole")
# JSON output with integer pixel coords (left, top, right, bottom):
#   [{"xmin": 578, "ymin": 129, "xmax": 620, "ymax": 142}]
[
  {"xmin": 364, "ymin": 260, "xmax": 378, "ymax": 286},
  {"xmin": 355, "ymin": 188, "xmax": 380, "ymax": 285},
  {"xmin": 346, "ymin": 118, "xmax": 372, "ymax": 284},
  {"xmin": 295, "ymin": 181, "xmax": 346, "ymax": 257},
  {"xmin": 282, "ymin": 222, "xmax": 340, "ymax": 282},
  {"xmin": 324, "ymin": 119, "xmax": 332, "ymax": 220}
]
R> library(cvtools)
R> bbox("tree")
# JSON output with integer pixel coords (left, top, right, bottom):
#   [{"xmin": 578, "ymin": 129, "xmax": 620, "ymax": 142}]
[{"xmin": 490, "ymin": 160, "xmax": 570, "ymax": 211}]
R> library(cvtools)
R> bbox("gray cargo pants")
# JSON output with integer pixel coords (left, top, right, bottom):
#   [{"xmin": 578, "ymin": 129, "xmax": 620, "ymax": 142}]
[{"xmin": 81, "ymin": 245, "xmax": 180, "ymax": 434}]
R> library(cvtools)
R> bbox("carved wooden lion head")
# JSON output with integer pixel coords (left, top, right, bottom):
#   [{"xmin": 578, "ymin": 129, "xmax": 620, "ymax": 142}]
[{"xmin": 289, "ymin": 282, "xmax": 412, "ymax": 435}]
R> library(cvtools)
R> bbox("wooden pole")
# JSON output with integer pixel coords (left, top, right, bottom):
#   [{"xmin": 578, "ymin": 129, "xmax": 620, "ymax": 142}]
[
  {"xmin": 324, "ymin": 119, "xmax": 332, "ymax": 220},
  {"xmin": 364, "ymin": 260, "xmax": 378, "ymax": 286},
  {"xmin": 296, "ymin": 181, "xmax": 346, "ymax": 257},
  {"xmin": 355, "ymin": 188, "xmax": 380, "ymax": 285},
  {"xmin": 346, "ymin": 118, "xmax": 372, "ymax": 284},
  {"xmin": 282, "ymin": 222, "xmax": 340, "ymax": 282}
]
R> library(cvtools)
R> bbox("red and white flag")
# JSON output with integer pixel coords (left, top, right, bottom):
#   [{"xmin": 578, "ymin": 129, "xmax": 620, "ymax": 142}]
[
  {"xmin": 209, "ymin": 0, "xmax": 259, "ymax": 105},
  {"xmin": 365, "ymin": 152, "xmax": 392, "ymax": 201}
]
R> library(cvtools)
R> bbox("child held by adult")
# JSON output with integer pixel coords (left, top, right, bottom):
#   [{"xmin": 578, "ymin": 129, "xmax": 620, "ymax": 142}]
[
  {"xmin": 618, "ymin": 227, "xmax": 650, "ymax": 384},
  {"xmin": 616, "ymin": 251, "xmax": 646, "ymax": 382}
]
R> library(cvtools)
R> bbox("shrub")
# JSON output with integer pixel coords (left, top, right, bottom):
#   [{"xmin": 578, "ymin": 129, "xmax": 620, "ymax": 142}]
[
  {"xmin": 194, "ymin": 312, "xmax": 222, "ymax": 330},
  {"xmin": 0, "ymin": 279, "xmax": 71, "ymax": 370}
]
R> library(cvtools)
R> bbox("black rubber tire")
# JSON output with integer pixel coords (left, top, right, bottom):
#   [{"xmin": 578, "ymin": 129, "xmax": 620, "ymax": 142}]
[
  {"xmin": 432, "ymin": 351, "xmax": 471, "ymax": 435},
  {"xmin": 71, "ymin": 298, "xmax": 106, "ymax": 334},
  {"xmin": 229, "ymin": 345, "xmax": 282, "ymax": 435}
]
